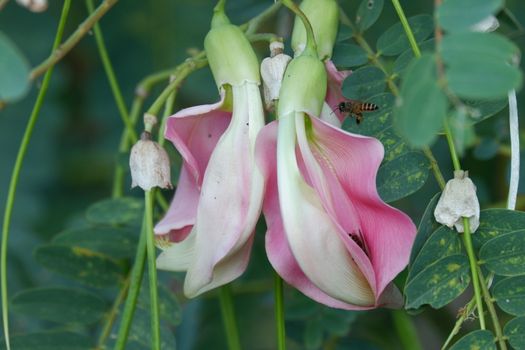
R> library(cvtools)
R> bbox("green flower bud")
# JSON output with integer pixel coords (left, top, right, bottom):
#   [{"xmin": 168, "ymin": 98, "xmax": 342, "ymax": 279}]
[
  {"xmin": 204, "ymin": 8, "xmax": 260, "ymax": 87},
  {"xmin": 278, "ymin": 53, "xmax": 327, "ymax": 117},
  {"xmin": 291, "ymin": 0, "xmax": 339, "ymax": 60}
]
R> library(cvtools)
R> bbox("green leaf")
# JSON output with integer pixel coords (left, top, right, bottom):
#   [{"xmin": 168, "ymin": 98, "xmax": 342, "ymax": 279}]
[
  {"xmin": 332, "ymin": 43, "xmax": 368, "ymax": 68},
  {"xmin": 376, "ymin": 15, "xmax": 433, "ymax": 56},
  {"xmin": 473, "ymin": 209, "xmax": 525, "ymax": 250},
  {"xmin": 462, "ymin": 98, "xmax": 507, "ymax": 123},
  {"xmin": 393, "ymin": 39, "xmax": 435, "ymax": 74},
  {"xmin": 479, "ymin": 229, "xmax": 525, "ymax": 276},
  {"xmin": 336, "ymin": 24, "xmax": 353, "ymax": 42},
  {"xmin": 446, "ymin": 59, "xmax": 522, "ymax": 100},
  {"xmin": 409, "ymin": 193, "xmax": 442, "ymax": 268},
  {"xmin": 342, "ymin": 66, "xmax": 386, "ymax": 100},
  {"xmin": 0, "ymin": 31, "xmax": 31, "ymax": 103},
  {"xmin": 437, "ymin": 0, "xmax": 503, "ymax": 33},
  {"xmin": 448, "ymin": 110, "xmax": 476, "ymax": 157},
  {"xmin": 405, "ymin": 254, "xmax": 470, "ymax": 309},
  {"xmin": 493, "ymin": 276, "xmax": 525, "ymax": 316},
  {"xmin": 505, "ymin": 316, "xmax": 525, "ymax": 349},
  {"xmin": 449, "ymin": 330, "xmax": 496, "ymax": 350},
  {"xmin": 116, "ymin": 308, "xmax": 176, "ymax": 350},
  {"xmin": 394, "ymin": 54, "xmax": 448, "ymax": 147},
  {"xmin": 0, "ymin": 332, "xmax": 93, "ymax": 350},
  {"xmin": 35, "ymin": 244, "xmax": 126, "ymax": 287},
  {"xmin": 86, "ymin": 197, "xmax": 143, "ymax": 226},
  {"xmin": 441, "ymin": 32, "xmax": 519, "ymax": 66},
  {"xmin": 376, "ymin": 151, "xmax": 430, "ymax": 202},
  {"xmin": 11, "ymin": 287, "xmax": 107, "ymax": 324},
  {"xmin": 342, "ymin": 93, "xmax": 396, "ymax": 137},
  {"xmin": 53, "ymin": 226, "xmax": 138, "ymax": 259},
  {"xmin": 138, "ymin": 282, "xmax": 182, "ymax": 326},
  {"xmin": 304, "ymin": 319, "xmax": 324, "ymax": 350},
  {"xmin": 355, "ymin": 0, "xmax": 384, "ymax": 32},
  {"xmin": 474, "ymin": 138, "xmax": 499, "ymax": 160}
]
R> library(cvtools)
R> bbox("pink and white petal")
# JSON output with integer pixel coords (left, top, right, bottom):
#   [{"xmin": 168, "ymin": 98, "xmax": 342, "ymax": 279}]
[
  {"xmin": 156, "ymin": 231, "xmax": 196, "ymax": 272},
  {"xmin": 277, "ymin": 113, "xmax": 375, "ymax": 307},
  {"xmin": 183, "ymin": 83, "xmax": 265, "ymax": 297},
  {"xmin": 325, "ymin": 60, "xmax": 351, "ymax": 122},
  {"xmin": 319, "ymin": 102, "xmax": 342, "ymax": 128},
  {"xmin": 256, "ymin": 122, "xmax": 374, "ymax": 310},
  {"xmin": 154, "ymin": 165, "xmax": 198, "ymax": 238},
  {"xmin": 309, "ymin": 116, "xmax": 416, "ymax": 298},
  {"xmin": 165, "ymin": 96, "xmax": 231, "ymax": 185}
]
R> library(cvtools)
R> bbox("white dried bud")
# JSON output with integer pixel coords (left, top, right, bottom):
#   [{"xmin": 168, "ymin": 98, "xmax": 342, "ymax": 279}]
[
  {"xmin": 130, "ymin": 132, "xmax": 172, "ymax": 191},
  {"xmin": 260, "ymin": 42, "xmax": 292, "ymax": 111},
  {"xmin": 434, "ymin": 170, "xmax": 480, "ymax": 233},
  {"xmin": 471, "ymin": 15, "xmax": 499, "ymax": 32},
  {"xmin": 16, "ymin": 0, "xmax": 47, "ymax": 12}
]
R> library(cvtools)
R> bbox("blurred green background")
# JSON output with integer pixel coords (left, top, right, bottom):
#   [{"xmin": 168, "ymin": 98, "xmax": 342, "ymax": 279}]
[{"xmin": 1, "ymin": 0, "xmax": 525, "ymax": 349}]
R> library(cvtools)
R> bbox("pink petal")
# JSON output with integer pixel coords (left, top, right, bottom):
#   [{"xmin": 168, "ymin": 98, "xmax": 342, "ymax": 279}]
[
  {"xmin": 256, "ymin": 122, "xmax": 374, "ymax": 310},
  {"xmin": 324, "ymin": 60, "xmax": 351, "ymax": 122},
  {"xmin": 183, "ymin": 83, "xmax": 265, "ymax": 297},
  {"xmin": 306, "ymin": 116, "xmax": 416, "ymax": 301}
]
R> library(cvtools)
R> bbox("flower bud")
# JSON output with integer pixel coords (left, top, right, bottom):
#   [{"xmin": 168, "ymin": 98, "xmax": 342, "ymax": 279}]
[
  {"xmin": 278, "ymin": 53, "xmax": 327, "ymax": 117},
  {"xmin": 291, "ymin": 0, "xmax": 339, "ymax": 60},
  {"xmin": 261, "ymin": 41, "xmax": 292, "ymax": 110},
  {"xmin": 16, "ymin": 0, "xmax": 47, "ymax": 12},
  {"xmin": 204, "ymin": 6, "xmax": 260, "ymax": 87},
  {"xmin": 130, "ymin": 132, "xmax": 172, "ymax": 191},
  {"xmin": 434, "ymin": 170, "xmax": 480, "ymax": 233}
]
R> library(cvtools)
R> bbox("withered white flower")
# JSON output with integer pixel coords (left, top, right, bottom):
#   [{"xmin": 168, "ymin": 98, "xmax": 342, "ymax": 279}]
[
  {"xmin": 16, "ymin": 0, "xmax": 47, "ymax": 12},
  {"xmin": 434, "ymin": 170, "xmax": 480, "ymax": 233},
  {"xmin": 260, "ymin": 41, "xmax": 292, "ymax": 110},
  {"xmin": 129, "ymin": 132, "xmax": 172, "ymax": 191}
]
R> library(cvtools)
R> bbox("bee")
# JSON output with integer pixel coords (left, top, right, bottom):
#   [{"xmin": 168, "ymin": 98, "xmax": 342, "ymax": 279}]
[{"xmin": 335, "ymin": 101, "xmax": 378, "ymax": 124}]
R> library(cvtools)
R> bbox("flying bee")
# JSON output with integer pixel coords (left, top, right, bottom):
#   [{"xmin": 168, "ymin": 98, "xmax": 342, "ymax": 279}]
[{"xmin": 335, "ymin": 101, "xmax": 378, "ymax": 124}]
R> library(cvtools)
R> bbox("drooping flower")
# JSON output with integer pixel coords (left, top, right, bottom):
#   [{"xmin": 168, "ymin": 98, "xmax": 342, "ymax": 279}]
[
  {"xmin": 154, "ymin": 4, "xmax": 265, "ymax": 298},
  {"xmin": 256, "ymin": 23, "xmax": 416, "ymax": 309}
]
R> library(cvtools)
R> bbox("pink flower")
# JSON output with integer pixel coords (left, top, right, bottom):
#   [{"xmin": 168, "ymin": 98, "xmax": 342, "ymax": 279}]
[{"xmin": 256, "ymin": 53, "xmax": 416, "ymax": 310}]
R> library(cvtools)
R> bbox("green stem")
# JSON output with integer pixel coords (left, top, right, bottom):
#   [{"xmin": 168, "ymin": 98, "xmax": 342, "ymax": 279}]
[
  {"xmin": 242, "ymin": 1, "xmax": 282, "ymax": 35},
  {"xmin": 219, "ymin": 285, "xmax": 242, "ymax": 350},
  {"xmin": 114, "ymin": 219, "xmax": 147, "ymax": 350},
  {"xmin": 443, "ymin": 119, "xmax": 461, "ymax": 171},
  {"xmin": 30, "ymin": 0, "xmax": 118, "ymax": 80},
  {"xmin": 441, "ymin": 298, "xmax": 476, "ymax": 350},
  {"xmin": 390, "ymin": 0, "xmax": 421, "ymax": 58},
  {"xmin": 1, "ymin": 1, "xmax": 72, "ymax": 349},
  {"xmin": 477, "ymin": 269, "xmax": 507, "ymax": 350},
  {"xmin": 158, "ymin": 77, "xmax": 177, "ymax": 147},
  {"xmin": 145, "ymin": 190, "xmax": 160, "ymax": 350},
  {"xmin": 85, "ymin": 0, "xmax": 138, "ymax": 143},
  {"xmin": 281, "ymin": 0, "xmax": 317, "ymax": 55},
  {"xmin": 391, "ymin": 310, "xmax": 422, "ymax": 350},
  {"xmin": 97, "ymin": 277, "xmax": 130, "ymax": 349},
  {"xmin": 274, "ymin": 274, "xmax": 286, "ymax": 350},
  {"xmin": 461, "ymin": 218, "xmax": 486, "ymax": 330}
]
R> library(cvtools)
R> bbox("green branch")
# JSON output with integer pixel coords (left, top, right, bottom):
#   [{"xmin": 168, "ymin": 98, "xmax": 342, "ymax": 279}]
[
  {"xmin": 1, "ymin": 1, "xmax": 72, "ymax": 349},
  {"xmin": 274, "ymin": 274, "xmax": 286, "ymax": 350},
  {"xmin": 219, "ymin": 285, "xmax": 242, "ymax": 350}
]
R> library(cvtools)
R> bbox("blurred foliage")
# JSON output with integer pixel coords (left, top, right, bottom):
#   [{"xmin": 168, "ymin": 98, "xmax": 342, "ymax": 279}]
[{"xmin": 1, "ymin": 0, "xmax": 525, "ymax": 349}]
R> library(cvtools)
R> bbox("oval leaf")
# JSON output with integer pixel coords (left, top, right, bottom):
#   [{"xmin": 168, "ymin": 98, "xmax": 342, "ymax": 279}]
[
  {"xmin": 355, "ymin": 0, "xmax": 384, "ymax": 32},
  {"xmin": 473, "ymin": 209, "xmax": 525, "ymax": 250},
  {"xmin": 11, "ymin": 287, "xmax": 107, "ymax": 324},
  {"xmin": 493, "ymin": 276, "xmax": 525, "ymax": 316},
  {"xmin": 405, "ymin": 254, "xmax": 470, "ymax": 309},
  {"xmin": 450, "ymin": 330, "xmax": 496, "ymax": 350},
  {"xmin": 332, "ymin": 43, "xmax": 368, "ymax": 68},
  {"xmin": 342, "ymin": 66, "xmax": 386, "ymax": 100},
  {"xmin": 504, "ymin": 316, "xmax": 525, "ymax": 350},
  {"xmin": 86, "ymin": 197, "xmax": 143, "ymax": 226},
  {"xmin": 437, "ymin": 0, "xmax": 503, "ymax": 33},
  {"xmin": 53, "ymin": 227, "xmax": 138, "ymax": 258},
  {"xmin": 409, "ymin": 193, "xmax": 442, "ymax": 268},
  {"xmin": 376, "ymin": 151, "xmax": 430, "ymax": 202},
  {"xmin": 393, "ymin": 39, "xmax": 435, "ymax": 74},
  {"xmin": 0, "ymin": 31, "xmax": 31, "ymax": 103},
  {"xmin": 376, "ymin": 15, "xmax": 433, "ymax": 56},
  {"xmin": 479, "ymin": 229, "xmax": 525, "ymax": 276},
  {"xmin": 394, "ymin": 54, "xmax": 448, "ymax": 147},
  {"xmin": 35, "ymin": 244, "xmax": 126, "ymax": 287}
]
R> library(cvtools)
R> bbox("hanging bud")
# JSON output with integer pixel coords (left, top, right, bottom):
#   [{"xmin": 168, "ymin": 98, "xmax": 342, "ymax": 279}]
[
  {"xmin": 260, "ymin": 41, "xmax": 292, "ymax": 111},
  {"xmin": 16, "ymin": 0, "xmax": 47, "ymax": 12},
  {"xmin": 434, "ymin": 170, "xmax": 480, "ymax": 233},
  {"xmin": 129, "ymin": 132, "xmax": 172, "ymax": 191}
]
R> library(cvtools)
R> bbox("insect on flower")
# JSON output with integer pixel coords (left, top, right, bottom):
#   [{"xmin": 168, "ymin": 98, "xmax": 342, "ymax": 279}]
[{"xmin": 334, "ymin": 100, "xmax": 378, "ymax": 124}]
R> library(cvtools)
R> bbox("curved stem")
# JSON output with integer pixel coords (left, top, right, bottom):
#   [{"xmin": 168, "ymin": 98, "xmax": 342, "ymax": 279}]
[
  {"xmin": 441, "ymin": 298, "xmax": 476, "ymax": 349},
  {"xmin": 390, "ymin": 0, "xmax": 421, "ymax": 57},
  {"xmin": 144, "ymin": 190, "xmax": 160, "ymax": 350},
  {"xmin": 507, "ymin": 90, "xmax": 519, "ymax": 210},
  {"xmin": 97, "ymin": 277, "xmax": 130, "ymax": 349},
  {"xmin": 242, "ymin": 1, "xmax": 282, "ymax": 35},
  {"xmin": 219, "ymin": 285, "xmax": 242, "ymax": 350},
  {"xmin": 274, "ymin": 273, "xmax": 286, "ymax": 350},
  {"xmin": 85, "ymin": 0, "xmax": 138, "ymax": 143},
  {"xmin": 30, "ymin": 0, "xmax": 119, "ymax": 80},
  {"xmin": 1, "ymin": 1, "xmax": 72, "ymax": 349},
  {"xmin": 114, "ymin": 219, "xmax": 147, "ymax": 350},
  {"xmin": 281, "ymin": 0, "xmax": 317, "ymax": 55},
  {"xmin": 477, "ymin": 268, "xmax": 507, "ymax": 350}
]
